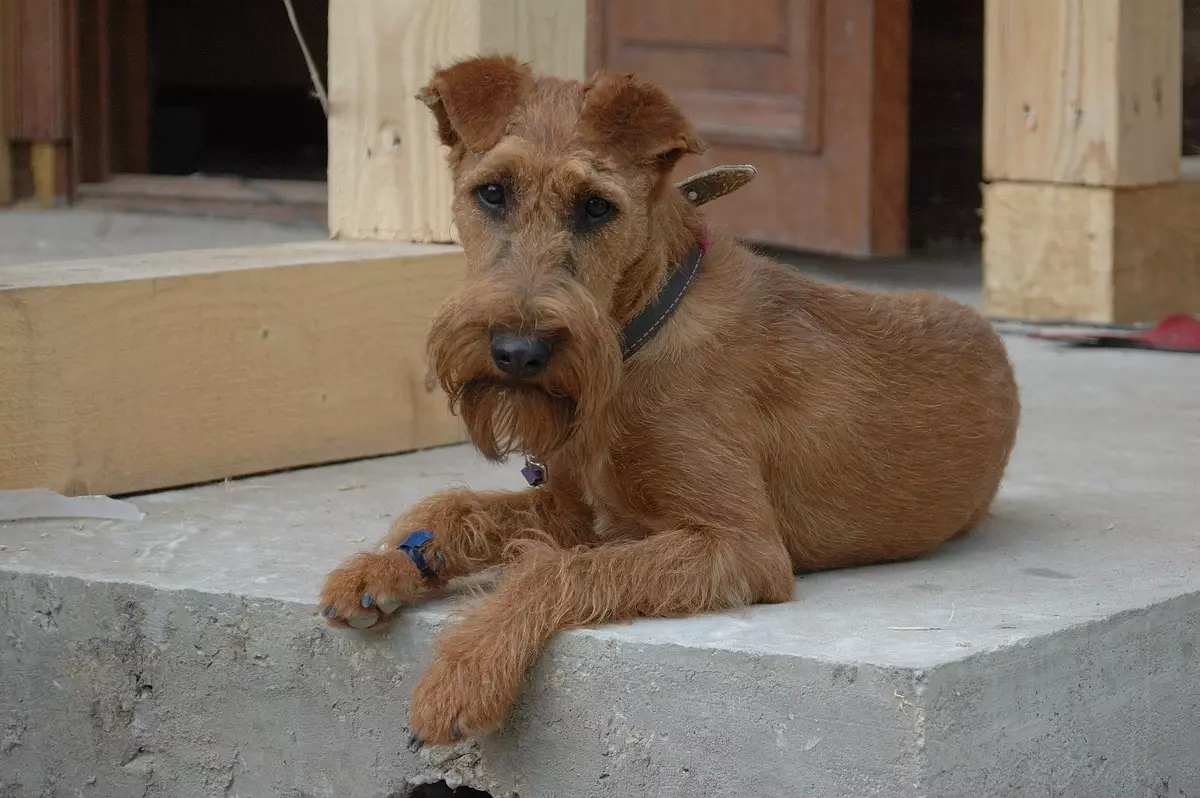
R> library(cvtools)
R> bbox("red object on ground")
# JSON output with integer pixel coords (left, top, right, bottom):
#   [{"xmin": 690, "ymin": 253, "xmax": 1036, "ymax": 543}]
[{"xmin": 1028, "ymin": 314, "xmax": 1200, "ymax": 353}]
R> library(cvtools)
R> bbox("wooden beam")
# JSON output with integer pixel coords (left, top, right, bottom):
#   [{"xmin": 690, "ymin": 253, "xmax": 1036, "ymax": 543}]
[
  {"xmin": 0, "ymin": 242, "xmax": 469, "ymax": 497},
  {"xmin": 327, "ymin": 0, "xmax": 588, "ymax": 244},
  {"xmin": 981, "ymin": 0, "xmax": 1192, "ymax": 324},
  {"xmin": 984, "ymin": 0, "xmax": 1182, "ymax": 187},
  {"xmin": 982, "ymin": 171, "xmax": 1200, "ymax": 325}
]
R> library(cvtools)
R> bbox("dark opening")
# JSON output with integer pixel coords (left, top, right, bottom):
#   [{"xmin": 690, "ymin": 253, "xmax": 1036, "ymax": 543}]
[
  {"xmin": 905, "ymin": 0, "xmax": 984, "ymax": 250},
  {"xmin": 145, "ymin": 0, "xmax": 328, "ymax": 180},
  {"xmin": 408, "ymin": 783, "xmax": 495, "ymax": 798}
]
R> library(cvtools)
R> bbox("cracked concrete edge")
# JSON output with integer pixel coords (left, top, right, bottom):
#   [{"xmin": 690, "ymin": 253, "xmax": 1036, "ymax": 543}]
[{"xmin": 1, "ymin": 569, "xmax": 931, "ymax": 798}]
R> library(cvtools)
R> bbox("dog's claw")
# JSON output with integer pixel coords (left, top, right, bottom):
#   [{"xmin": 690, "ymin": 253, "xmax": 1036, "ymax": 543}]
[
  {"xmin": 407, "ymin": 734, "xmax": 424, "ymax": 753},
  {"xmin": 321, "ymin": 605, "xmax": 337, "ymax": 619},
  {"xmin": 360, "ymin": 592, "xmax": 373, "ymax": 608},
  {"xmin": 377, "ymin": 597, "xmax": 402, "ymax": 615},
  {"xmin": 346, "ymin": 614, "xmax": 377, "ymax": 629},
  {"xmin": 451, "ymin": 723, "xmax": 462, "ymax": 742}
]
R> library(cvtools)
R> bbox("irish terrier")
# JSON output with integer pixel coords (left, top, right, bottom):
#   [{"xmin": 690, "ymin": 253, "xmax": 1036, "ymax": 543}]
[{"xmin": 318, "ymin": 55, "xmax": 1020, "ymax": 748}]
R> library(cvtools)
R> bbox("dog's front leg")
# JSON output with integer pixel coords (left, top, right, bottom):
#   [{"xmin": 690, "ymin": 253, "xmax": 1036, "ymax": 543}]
[
  {"xmin": 318, "ymin": 482, "xmax": 592, "ymax": 630},
  {"xmin": 407, "ymin": 474, "xmax": 795, "ymax": 745}
]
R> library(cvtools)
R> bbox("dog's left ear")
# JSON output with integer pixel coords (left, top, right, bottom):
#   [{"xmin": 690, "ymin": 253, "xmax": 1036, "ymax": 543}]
[
  {"xmin": 581, "ymin": 72, "xmax": 707, "ymax": 170},
  {"xmin": 416, "ymin": 55, "xmax": 534, "ymax": 153}
]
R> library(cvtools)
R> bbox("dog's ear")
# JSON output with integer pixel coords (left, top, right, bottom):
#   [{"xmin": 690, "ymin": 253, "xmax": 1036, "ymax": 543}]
[
  {"xmin": 581, "ymin": 71, "xmax": 706, "ymax": 170},
  {"xmin": 416, "ymin": 55, "xmax": 534, "ymax": 153}
]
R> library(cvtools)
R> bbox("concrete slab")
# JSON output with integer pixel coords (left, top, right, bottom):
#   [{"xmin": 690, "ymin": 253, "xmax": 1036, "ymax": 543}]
[{"xmin": 2, "ymin": 333, "xmax": 1199, "ymax": 798}]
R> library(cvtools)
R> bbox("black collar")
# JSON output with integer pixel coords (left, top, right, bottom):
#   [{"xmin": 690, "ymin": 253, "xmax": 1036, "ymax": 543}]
[
  {"xmin": 619, "ymin": 243, "xmax": 705, "ymax": 360},
  {"xmin": 610, "ymin": 165, "xmax": 753, "ymax": 360}
]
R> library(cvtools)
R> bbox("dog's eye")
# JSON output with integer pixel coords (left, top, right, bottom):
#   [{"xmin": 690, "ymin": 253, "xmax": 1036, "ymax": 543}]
[
  {"xmin": 583, "ymin": 196, "xmax": 612, "ymax": 220},
  {"xmin": 476, "ymin": 183, "xmax": 506, "ymax": 211}
]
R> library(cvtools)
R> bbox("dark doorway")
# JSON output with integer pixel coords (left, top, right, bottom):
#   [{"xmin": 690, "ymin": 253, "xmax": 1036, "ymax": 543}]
[{"xmin": 146, "ymin": 0, "xmax": 328, "ymax": 180}]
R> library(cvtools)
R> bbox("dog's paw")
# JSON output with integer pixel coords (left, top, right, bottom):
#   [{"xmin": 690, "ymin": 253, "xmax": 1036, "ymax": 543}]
[
  {"xmin": 407, "ymin": 651, "xmax": 515, "ymax": 747},
  {"xmin": 317, "ymin": 551, "xmax": 424, "ymax": 630}
]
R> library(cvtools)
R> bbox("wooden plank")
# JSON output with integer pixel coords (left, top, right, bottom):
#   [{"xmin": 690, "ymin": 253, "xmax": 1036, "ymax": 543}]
[
  {"xmin": 105, "ymin": 0, "xmax": 147, "ymax": 173},
  {"xmin": 6, "ymin": 0, "xmax": 71, "ymax": 141},
  {"xmin": 328, "ymin": 0, "xmax": 587, "ymax": 244},
  {"xmin": 71, "ymin": 0, "xmax": 113, "ymax": 185},
  {"xmin": 0, "ymin": 0, "xmax": 12, "ymax": 204},
  {"xmin": 982, "ymin": 176, "xmax": 1200, "ymax": 324},
  {"xmin": 0, "ymin": 241, "xmax": 469, "ymax": 497},
  {"xmin": 868, "ymin": 0, "xmax": 912, "ymax": 255},
  {"xmin": 984, "ymin": 0, "xmax": 1183, "ymax": 187}
]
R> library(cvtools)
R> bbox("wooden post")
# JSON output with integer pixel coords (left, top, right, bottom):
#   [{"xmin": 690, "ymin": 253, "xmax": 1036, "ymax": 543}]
[
  {"xmin": 0, "ymin": 0, "xmax": 13, "ymax": 204},
  {"xmin": 981, "ymin": 0, "xmax": 1199, "ymax": 325},
  {"xmin": 2, "ymin": 0, "xmax": 72, "ymax": 206},
  {"xmin": 327, "ymin": 0, "xmax": 588, "ymax": 244}
]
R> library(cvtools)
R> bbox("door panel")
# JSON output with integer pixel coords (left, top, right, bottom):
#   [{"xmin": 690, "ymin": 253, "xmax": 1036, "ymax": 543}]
[
  {"xmin": 588, "ymin": 0, "xmax": 910, "ymax": 257},
  {"xmin": 605, "ymin": 0, "xmax": 821, "ymax": 152}
]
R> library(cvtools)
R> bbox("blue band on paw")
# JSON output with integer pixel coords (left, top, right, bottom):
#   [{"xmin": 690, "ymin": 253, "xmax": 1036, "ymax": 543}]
[{"xmin": 397, "ymin": 529, "xmax": 439, "ymax": 581}]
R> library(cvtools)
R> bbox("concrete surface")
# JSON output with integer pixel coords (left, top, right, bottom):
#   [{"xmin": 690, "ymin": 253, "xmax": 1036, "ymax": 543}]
[
  {"xmin": 2, "ymin": 327, "xmax": 1199, "ymax": 797},
  {"xmin": 0, "ymin": 209, "xmax": 321, "ymax": 267}
]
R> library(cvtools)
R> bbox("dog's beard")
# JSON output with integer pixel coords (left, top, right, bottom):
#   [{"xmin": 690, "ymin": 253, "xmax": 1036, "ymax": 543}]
[
  {"xmin": 458, "ymin": 380, "xmax": 575, "ymax": 461},
  {"xmin": 427, "ymin": 276, "xmax": 622, "ymax": 462}
]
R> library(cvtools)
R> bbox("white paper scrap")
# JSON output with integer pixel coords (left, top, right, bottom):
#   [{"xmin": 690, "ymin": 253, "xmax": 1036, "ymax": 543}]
[{"xmin": 0, "ymin": 489, "xmax": 146, "ymax": 522}]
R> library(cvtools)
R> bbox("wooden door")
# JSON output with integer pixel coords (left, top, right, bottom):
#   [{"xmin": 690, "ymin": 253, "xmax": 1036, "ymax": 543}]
[{"xmin": 587, "ymin": 0, "xmax": 911, "ymax": 257}]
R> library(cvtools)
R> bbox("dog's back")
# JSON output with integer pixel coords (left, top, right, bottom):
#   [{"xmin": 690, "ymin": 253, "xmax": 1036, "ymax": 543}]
[{"xmin": 618, "ymin": 233, "xmax": 1020, "ymax": 570}]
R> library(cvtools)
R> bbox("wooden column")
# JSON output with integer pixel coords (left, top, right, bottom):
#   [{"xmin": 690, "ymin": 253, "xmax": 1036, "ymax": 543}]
[
  {"xmin": 327, "ymin": 0, "xmax": 588, "ymax": 243},
  {"xmin": 0, "ymin": 0, "xmax": 12, "ymax": 204},
  {"xmin": 2, "ymin": 0, "xmax": 72, "ymax": 206},
  {"xmin": 982, "ymin": 0, "xmax": 1198, "ymax": 324}
]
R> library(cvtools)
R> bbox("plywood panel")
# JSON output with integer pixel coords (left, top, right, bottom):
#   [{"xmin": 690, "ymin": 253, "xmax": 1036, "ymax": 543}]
[
  {"xmin": 0, "ymin": 241, "xmax": 469, "ymax": 496},
  {"xmin": 983, "ymin": 177, "xmax": 1200, "ymax": 324},
  {"xmin": 327, "ymin": 0, "xmax": 587, "ymax": 244},
  {"xmin": 984, "ymin": 0, "xmax": 1183, "ymax": 186}
]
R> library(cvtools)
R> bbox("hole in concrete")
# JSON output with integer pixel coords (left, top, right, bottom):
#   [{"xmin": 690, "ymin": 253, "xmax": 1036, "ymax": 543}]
[{"xmin": 408, "ymin": 783, "xmax": 494, "ymax": 798}]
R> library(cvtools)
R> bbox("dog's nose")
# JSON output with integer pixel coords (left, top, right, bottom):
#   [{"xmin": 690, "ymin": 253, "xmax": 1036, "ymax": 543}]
[{"xmin": 490, "ymin": 332, "xmax": 553, "ymax": 378}]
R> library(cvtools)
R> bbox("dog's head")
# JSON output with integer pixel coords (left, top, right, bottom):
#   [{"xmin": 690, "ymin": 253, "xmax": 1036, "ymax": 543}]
[{"xmin": 418, "ymin": 55, "xmax": 707, "ymax": 461}]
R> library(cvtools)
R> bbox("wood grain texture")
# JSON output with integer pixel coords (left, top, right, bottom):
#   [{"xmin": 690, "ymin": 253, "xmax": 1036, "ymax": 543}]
[
  {"xmin": 29, "ymin": 139, "xmax": 60, "ymax": 205},
  {"xmin": 982, "ymin": 177, "xmax": 1200, "ymax": 324},
  {"xmin": 984, "ymin": 0, "xmax": 1183, "ymax": 187},
  {"xmin": 327, "ymin": 0, "xmax": 587, "ymax": 244},
  {"xmin": 6, "ymin": 0, "xmax": 70, "ymax": 141},
  {"xmin": 0, "ymin": 241, "xmax": 469, "ymax": 497},
  {"xmin": 106, "ymin": 0, "xmax": 147, "ymax": 174},
  {"xmin": 593, "ymin": 0, "xmax": 824, "ymax": 152},
  {"xmin": 588, "ymin": 0, "xmax": 911, "ymax": 257},
  {"xmin": 0, "ymin": 0, "xmax": 12, "ymax": 204}
]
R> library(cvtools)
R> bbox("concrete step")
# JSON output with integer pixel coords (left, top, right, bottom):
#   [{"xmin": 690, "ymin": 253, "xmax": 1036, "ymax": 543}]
[{"xmin": 2, "ymin": 334, "xmax": 1199, "ymax": 798}]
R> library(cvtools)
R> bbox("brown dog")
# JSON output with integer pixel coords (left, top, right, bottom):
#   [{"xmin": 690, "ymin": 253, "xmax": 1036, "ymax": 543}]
[{"xmin": 318, "ymin": 55, "xmax": 1020, "ymax": 748}]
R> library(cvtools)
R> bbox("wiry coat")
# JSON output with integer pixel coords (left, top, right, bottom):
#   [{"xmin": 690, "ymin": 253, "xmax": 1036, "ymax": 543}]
[{"xmin": 319, "ymin": 55, "xmax": 1020, "ymax": 747}]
